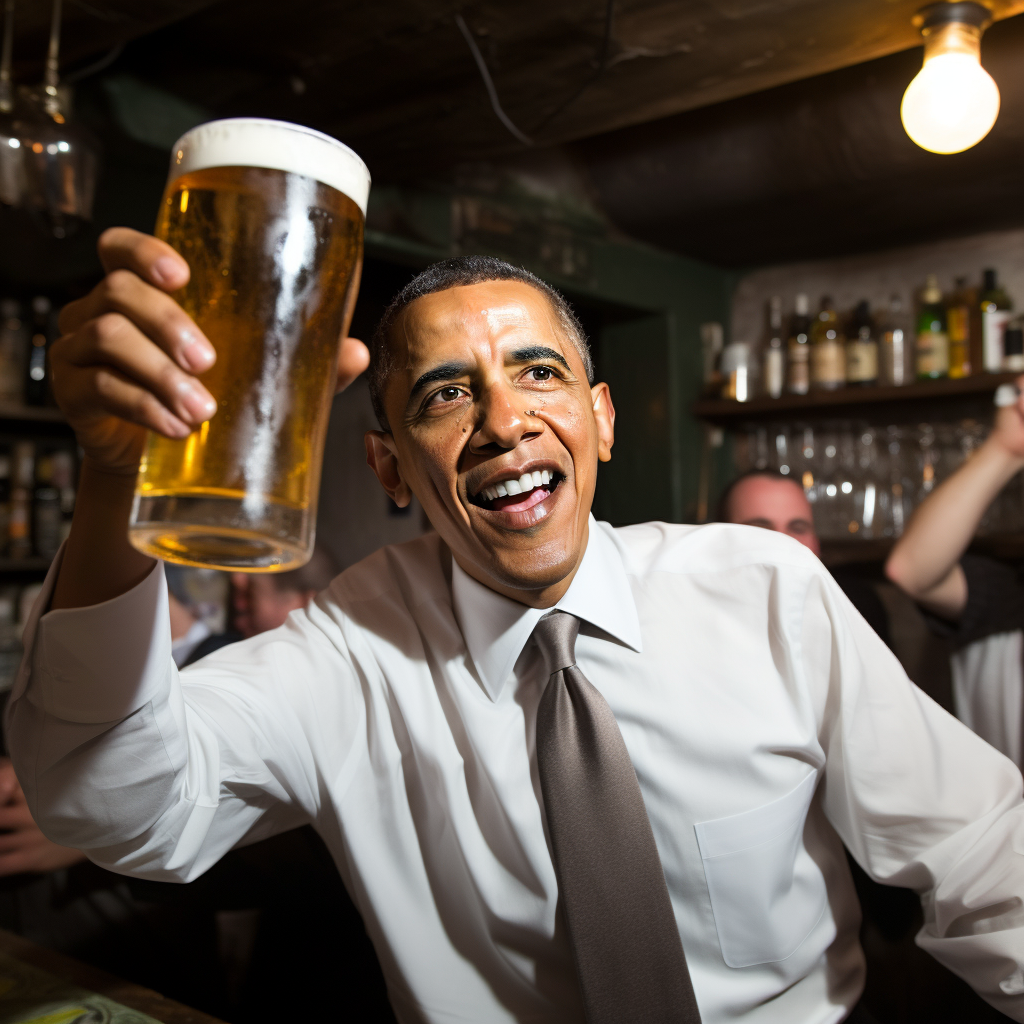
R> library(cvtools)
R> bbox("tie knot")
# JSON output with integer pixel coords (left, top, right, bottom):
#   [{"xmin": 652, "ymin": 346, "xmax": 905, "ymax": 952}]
[{"xmin": 533, "ymin": 610, "xmax": 580, "ymax": 675}]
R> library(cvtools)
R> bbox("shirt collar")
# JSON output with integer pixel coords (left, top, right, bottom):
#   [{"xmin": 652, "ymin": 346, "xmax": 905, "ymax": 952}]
[{"xmin": 451, "ymin": 516, "xmax": 643, "ymax": 701}]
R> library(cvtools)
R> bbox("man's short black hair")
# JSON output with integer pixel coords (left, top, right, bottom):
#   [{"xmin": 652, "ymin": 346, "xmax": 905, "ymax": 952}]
[
  {"xmin": 368, "ymin": 255, "xmax": 594, "ymax": 430},
  {"xmin": 715, "ymin": 468, "xmax": 803, "ymax": 523}
]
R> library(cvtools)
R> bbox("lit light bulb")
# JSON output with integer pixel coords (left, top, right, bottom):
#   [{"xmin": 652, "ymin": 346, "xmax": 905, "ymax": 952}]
[{"xmin": 901, "ymin": 4, "xmax": 1000, "ymax": 155}]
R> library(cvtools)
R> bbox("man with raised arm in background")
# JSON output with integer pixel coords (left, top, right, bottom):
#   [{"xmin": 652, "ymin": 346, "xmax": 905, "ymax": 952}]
[{"xmin": 5, "ymin": 228, "xmax": 1024, "ymax": 1024}]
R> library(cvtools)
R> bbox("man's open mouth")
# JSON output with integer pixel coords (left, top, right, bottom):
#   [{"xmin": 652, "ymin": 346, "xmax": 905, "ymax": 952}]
[{"xmin": 470, "ymin": 470, "xmax": 564, "ymax": 513}]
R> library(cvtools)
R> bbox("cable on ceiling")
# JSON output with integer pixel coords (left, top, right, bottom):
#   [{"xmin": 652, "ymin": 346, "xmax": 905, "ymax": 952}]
[{"xmin": 455, "ymin": 12, "xmax": 533, "ymax": 147}]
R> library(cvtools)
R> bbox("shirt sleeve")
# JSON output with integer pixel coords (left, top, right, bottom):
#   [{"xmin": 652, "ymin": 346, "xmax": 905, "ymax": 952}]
[
  {"xmin": 922, "ymin": 553, "xmax": 1024, "ymax": 650},
  {"xmin": 4, "ymin": 547, "xmax": 364, "ymax": 883},
  {"xmin": 798, "ymin": 564, "xmax": 1024, "ymax": 1019}
]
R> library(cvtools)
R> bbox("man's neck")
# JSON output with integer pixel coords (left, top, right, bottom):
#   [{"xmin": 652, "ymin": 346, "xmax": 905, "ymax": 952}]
[{"xmin": 451, "ymin": 521, "xmax": 590, "ymax": 610}]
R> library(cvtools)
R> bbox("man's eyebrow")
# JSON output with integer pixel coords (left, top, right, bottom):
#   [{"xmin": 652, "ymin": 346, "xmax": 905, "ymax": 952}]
[
  {"xmin": 408, "ymin": 361, "xmax": 471, "ymax": 400},
  {"xmin": 509, "ymin": 346, "xmax": 571, "ymax": 372}
]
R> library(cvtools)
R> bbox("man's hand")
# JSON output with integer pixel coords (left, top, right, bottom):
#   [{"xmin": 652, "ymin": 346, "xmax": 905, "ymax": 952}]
[
  {"xmin": 0, "ymin": 759, "xmax": 85, "ymax": 875},
  {"xmin": 53, "ymin": 227, "xmax": 369, "ymax": 477},
  {"xmin": 988, "ymin": 375, "xmax": 1024, "ymax": 461}
]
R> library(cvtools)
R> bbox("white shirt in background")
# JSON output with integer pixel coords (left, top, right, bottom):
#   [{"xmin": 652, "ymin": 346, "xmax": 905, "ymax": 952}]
[{"xmin": 7, "ymin": 518, "xmax": 1024, "ymax": 1024}]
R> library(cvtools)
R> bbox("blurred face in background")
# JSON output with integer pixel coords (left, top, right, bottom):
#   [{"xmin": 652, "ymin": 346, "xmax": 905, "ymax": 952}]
[
  {"xmin": 725, "ymin": 474, "xmax": 820, "ymax": 556},
  {"xmin": 230, "ymin": 574, "xmax": 317, "ymax": 638}
]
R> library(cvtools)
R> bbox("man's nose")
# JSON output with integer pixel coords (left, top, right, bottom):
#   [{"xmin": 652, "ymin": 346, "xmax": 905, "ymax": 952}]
[{"xmin": 470, "ymin": 381, "xmax": 537, "ymax": 453}]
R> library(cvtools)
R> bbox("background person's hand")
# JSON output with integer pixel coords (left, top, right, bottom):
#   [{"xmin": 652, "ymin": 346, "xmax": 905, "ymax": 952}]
[
  {"xmin": 0, "ymin": 759, "xmax": 85, "ymax": 875},
  {"xmin": 990, "ymin": 375, "xmax": 1024, "ymax": 462}
]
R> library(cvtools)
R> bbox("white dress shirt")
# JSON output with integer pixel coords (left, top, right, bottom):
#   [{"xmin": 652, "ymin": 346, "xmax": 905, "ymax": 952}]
[{"xmin": 8, "ymin": 518, "xmax": 1024, "ymax": 1024}]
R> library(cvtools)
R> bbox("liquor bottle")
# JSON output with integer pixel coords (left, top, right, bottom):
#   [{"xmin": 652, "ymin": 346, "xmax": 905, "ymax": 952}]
[
  {"xmin": 946, "ymin": 276, "xmax": 973, "ymax": 378},
  {"xmin": 980, "ymin": 268, "xmax": 1012, "ymax": 372},
  {"xmin": 786, "ymin": 294, "xmax": 811, "ymax": 395},
  {"xmin": 0, "ymin": 452, "xmax": 10, "ymax": 557},
  {"xmin": 50, "ymin": 448, "xmax": 76, "ymax": 544},
  {"xmin": 1004, "ymin": 324, "xmax": 1024, "ymax": 372},
  {"xmin": 763, "ymin": 296, "xmax": 784, "ymax": 399},
  {"xmin": 879, "ymin": 295, "xmax": 911, "ymax": 386},
  {"xmin": 0, "ymin": 588, "xmax": 21, "ymax": 693},
  {"xmin": 0, "ymin": 299, "xmax": 26, "ymax": 404},
  {"xmin": 846, "ymin": 300, "xmax": 878, "ymax": 387},
  {"xmin": 9, "ymin": 441, "xmax": 33, "ymax": 560},
  {"xmin": 33, "ymin": 455, "xmax": 62, "ymax": 561},
  {"xmin": 25, "ymin": 296, "xmax": 52, "ymax": 407},
  {"xmin": 810, "ymin": 295, "xmax": 845, "ymax": 391},
  {"xmin": 916, "ymin": 276, "xmax": 949, "ymax": 380}
]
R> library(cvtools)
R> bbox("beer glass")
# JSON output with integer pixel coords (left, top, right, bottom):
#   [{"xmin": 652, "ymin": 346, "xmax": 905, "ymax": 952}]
[{"xmin": 128, "ymin": 118, "xmax": 369, "ymax": 571}]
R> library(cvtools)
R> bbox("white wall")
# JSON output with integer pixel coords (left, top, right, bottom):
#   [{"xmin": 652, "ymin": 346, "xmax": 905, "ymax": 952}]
[{"xmin": 730, "ymin": 227, "xmax": 1024, "ymax": 346}]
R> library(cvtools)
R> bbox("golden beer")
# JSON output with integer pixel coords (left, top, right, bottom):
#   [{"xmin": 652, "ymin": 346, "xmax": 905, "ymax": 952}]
[{"xmin": 129, "ymin": 119, "xmax": 369, "ymax": 571}]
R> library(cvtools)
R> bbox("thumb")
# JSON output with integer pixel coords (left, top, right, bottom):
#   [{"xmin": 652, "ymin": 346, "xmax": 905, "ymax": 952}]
[{"xmin": 336, "ymin": 337, "xmax": 370, "ymax": 394}]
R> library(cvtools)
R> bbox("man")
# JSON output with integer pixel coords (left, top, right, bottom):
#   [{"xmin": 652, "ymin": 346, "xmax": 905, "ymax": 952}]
[
  {"xmin": 6, "ymin": 229, "xmax": 1024, "ymax": 1024},
  {"xmin": 886, "ymin": 381, "xmax": 1024, "ymax": 768},
  {"xmin": 717, "ymin": 469, "xmax": 890, "ymax": 645}
]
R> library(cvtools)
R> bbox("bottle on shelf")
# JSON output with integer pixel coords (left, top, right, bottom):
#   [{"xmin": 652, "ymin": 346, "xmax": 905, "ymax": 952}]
[
  {"xmin": 810, "ymin": 295, "xmax": 846, "ymax": 391},
  {"xmin": 916, "ymin": 276, "xmax": 950, "ymax": 380},
  {"xmin": 1004, "ymin": 324, "xmax": 1024, "ymax": 373},
  {"xmin": 33, "ymin": 455, "xmax": 62, "ymax": 561},
  {"xmin": 946, "ymin": 276, "xmax": 973, "ymax": 378},
  {"xmin": 763, "ymin": 296, "xmax": 785, "ymax": 399},
  {"xmin": 786, "ymin": 294, "xmax": 811, "ymax": 396},
  {"xmin": 846, "ymin": 300, "xmax": 878, "ymax": 387},
  {"xmin": 879, "ymin": 295, "xmax": 912, "ymax": 386},
  {"xmin": 9, "ymin": 441, "xmax": 34, "ymax": 560},
  {"xmin": 720, "ymin": 341, "xmax": 756, "ymax": 402},
  {"xmin": 980, "ymin": 268, "xmax": 1012, "ymax": 372},
  {"xmin": 0, "ymin": 299, "xmax": 27, "ymax": 404},
  {"xmin": 25, "ymin": 296, "xmax": 53, "ymax": 407},
  {"xmin": 0, "ymin": 452, "xmax": 10, "ymax": 558},
  {"xmin": 0, "ymin": 588, "xmax": 21, "ymax": 693},
  {"xmin": 51, "ymin": 448, "xmax": 76, "ymax": 544}
]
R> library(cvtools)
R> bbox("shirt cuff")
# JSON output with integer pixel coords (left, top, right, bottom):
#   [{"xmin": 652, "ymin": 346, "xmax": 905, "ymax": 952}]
[{"xmin": 15, "ymin": 544, "xmax": 172, "ymax": 724}]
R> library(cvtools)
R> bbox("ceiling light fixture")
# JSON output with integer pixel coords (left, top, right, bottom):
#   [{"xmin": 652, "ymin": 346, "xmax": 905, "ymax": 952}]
[{"xmin": 901, "ymin": 1, "xmax": 999, "ymax": 154}]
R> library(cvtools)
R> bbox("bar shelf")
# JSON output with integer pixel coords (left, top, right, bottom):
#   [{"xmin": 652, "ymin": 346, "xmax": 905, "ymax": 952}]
[{"xmin": 692, "ymin": 372, "xmax": 1021, "ymax": 425}]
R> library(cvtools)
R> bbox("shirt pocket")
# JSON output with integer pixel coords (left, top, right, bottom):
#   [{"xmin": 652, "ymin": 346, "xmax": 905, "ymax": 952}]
[{"xmin": 694, "ymin": 770, "xmax": 826, "ymax": 969}]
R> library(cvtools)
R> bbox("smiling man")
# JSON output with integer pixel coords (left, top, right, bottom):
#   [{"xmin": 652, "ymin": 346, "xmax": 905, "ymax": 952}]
[{"xmin": 6, "ymin": 236, "xmax": 1024, "ymax": 1024}]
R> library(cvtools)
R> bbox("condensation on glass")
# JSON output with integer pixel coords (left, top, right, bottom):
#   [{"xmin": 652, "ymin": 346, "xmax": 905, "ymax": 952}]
[{"xmin": 129, "ymin": 118, "xmax": 369, "ymax": 571}]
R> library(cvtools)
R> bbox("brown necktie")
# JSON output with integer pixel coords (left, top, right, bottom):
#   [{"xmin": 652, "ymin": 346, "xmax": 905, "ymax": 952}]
[{"xmin": 534, "ymin": 610, "xmax": 702, "ymax": 1024}]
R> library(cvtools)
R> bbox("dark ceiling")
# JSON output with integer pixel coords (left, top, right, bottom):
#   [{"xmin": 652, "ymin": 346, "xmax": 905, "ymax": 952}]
[{"xmin": 9, "ymin": 0, "xmax": 1024, "ymax": 268}]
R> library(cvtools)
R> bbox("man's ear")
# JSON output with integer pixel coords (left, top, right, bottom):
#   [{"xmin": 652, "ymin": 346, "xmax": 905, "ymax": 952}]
[
  {"xmin": 365, "ymin": 431, "xmax": 413, "ymax": 507},
  {"xmin": 591, "ymin": 382, "xmax": 615, "ymax": 463}
]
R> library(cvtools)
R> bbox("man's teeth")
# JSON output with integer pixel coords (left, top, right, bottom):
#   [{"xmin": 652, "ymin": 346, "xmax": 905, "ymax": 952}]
[{"xmin": 481, "ymin": 470, "xmax": 554, "ymax": 502}]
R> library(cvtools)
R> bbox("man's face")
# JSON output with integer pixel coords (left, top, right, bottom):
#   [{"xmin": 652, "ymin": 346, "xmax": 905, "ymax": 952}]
[
  {"xmin": 726, "ymin": 475, "xmax": 820, "ymax": 556},
  {"xmin": 365, "ymin": 280, "xmax": 615, "ymax": 607},
  {"xmin": 230, "ymin": 574, "xmax": 314, "ymax": 638}
]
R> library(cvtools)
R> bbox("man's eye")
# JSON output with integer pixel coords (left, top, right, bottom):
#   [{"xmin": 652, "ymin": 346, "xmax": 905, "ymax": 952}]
[
  {"xmin": 428, "ymin": 386, "xmax": 464, "ymax": 406},
  {"xmin": 528, "ymin": 367, "xmax": 553, "ymax": 381}
]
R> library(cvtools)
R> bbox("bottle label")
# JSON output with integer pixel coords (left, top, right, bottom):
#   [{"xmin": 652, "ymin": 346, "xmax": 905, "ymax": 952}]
[
  {"xmin": 787, "ymin": 342, "xmax": 809, "ymax": 394},
  {"xmin": 916, "ymin": 330, "xmax": 950, "ymax": 376},
  {"xmin": 983, "ymin": 310, "xmax": 1012, "ymax": 372},
  {"xmin": 811, "ymin": 340, "xmax": 845, "ymax": 387},
  {"xmin": 764, "ymin": 348, "xmax": 784, "ymax": 399},
  {"xmin": 846, "ymin": 341, "xmax": 878, "ymax": 383}
]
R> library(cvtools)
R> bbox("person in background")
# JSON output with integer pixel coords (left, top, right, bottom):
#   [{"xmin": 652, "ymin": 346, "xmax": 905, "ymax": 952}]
[
  {"xmin": 717, "ymin": 468, "xmax": 890, "ymax": 644},
  {"xmin": 886, "ymin": 382, "xmax": 1024, "ymax": 770}
]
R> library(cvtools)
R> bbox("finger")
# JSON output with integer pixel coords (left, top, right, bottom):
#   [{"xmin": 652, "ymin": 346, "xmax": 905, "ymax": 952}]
[
  {"xmin": 0, "ymin": 830, "xmax": 37, "ymax": 853},
  {"xmin": 0, "ymin": 850, "xmax": 35, "ymax": 876},
  {"xmin": 0, "ymin": 804, "xmax": 36, "ymax": 831},
  {"xmin": 97, "ymin": 227, "xmax": 190, "ymax": 292},
  {"xmin": 57, "ymin": 314, "xmax": 216, "ymax": 428},
  {"xmin": 60, "ymin": 362, "xmax": 194, "ymax": 440},
  {"xmin": 0, "ymin": 760, "xmax": 17, "ymax": 804},
  {"xmin": 58, "ymin": 271, "xmax": 215, "ymax": 375},
  {"xmin": 336, "ymin": 337, "xmax": 369, "ymax": 393}
]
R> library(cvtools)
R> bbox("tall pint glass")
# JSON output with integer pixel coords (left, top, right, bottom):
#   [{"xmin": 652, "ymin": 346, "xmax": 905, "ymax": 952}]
[{"xmin": 128, "ymin": 118, "xmax": 369, "ymax": 571}]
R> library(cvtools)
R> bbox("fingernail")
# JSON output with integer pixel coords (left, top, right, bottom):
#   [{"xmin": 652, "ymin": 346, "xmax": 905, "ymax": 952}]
[
  {"xmin": 176, "ymin": 380, "xmax": 217, "ymax": 421},
  {"xmin": 180, "ymin": 330, "xmax": 216, "ymax": 372},
  {"xmin": 153, "ymin": 256, "xmax": 186, "ymax": 288}
]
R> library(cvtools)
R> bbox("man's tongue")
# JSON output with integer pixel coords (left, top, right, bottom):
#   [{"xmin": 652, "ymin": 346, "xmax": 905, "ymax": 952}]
[{"xmin": 491, "ymin": 484, "xmax": 549, "ymax": 513}]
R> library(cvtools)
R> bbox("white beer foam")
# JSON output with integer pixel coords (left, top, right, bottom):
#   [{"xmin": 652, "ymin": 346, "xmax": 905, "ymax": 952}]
[{"xmin": 168, "ymin": 118, "xmax": 370, "ymax": 215}]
